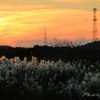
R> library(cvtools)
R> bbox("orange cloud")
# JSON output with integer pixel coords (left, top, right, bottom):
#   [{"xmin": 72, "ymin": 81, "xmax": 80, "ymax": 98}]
[
  {"xmin": 0, "ymin": 8, "xmax": 100, "ymax": 47},
  {"xmin": 52, "ymin": 0, "xmax": 84, "ymax": 3},
  {"xmin": 0, "ymin": 3, "xmax": 55, "ymax": 11}
]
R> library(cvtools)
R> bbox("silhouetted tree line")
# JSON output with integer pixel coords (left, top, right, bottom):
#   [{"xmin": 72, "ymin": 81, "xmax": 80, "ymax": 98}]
[{"xmin": 0, "ymin": 41, "xmax": 100, "ymax": 64}]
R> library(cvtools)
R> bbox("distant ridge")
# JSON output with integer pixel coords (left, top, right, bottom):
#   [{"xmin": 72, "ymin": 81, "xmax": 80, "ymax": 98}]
[{"xmin": 81, "ymin": 41, "xmax": 100, "ymax": 49}]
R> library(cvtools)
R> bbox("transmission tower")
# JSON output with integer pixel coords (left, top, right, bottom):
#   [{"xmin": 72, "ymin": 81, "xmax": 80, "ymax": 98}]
[
  {"xmin": 92, "ymin": 8, "xmax": 98, "ymax": 42},
  {"xmin": 44, "ymin": 27, "xmax": 47, "ymax": 46}
]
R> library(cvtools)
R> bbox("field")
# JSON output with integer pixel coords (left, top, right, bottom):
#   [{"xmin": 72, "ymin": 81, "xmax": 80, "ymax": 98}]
[{"xmin": 0, "ymin": 56, "xmax": 100, "ymax": 100}]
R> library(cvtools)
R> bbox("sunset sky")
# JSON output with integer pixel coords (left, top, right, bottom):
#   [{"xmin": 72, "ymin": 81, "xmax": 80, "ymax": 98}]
[{"xmin": 0, "ymin": 0, "xmax": 100, "ymax": 47}]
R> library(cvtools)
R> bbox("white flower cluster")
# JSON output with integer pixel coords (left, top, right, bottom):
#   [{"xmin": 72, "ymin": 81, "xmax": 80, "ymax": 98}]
[{"xmin": 0, "ymin": 56, "xmax": 99, "ymax": 99}]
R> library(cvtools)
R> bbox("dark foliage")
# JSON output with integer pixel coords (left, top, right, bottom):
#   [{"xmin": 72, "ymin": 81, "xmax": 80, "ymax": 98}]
[{"xmin": 0, "ymin": 41, "xmax": 100, "ymax": 64}]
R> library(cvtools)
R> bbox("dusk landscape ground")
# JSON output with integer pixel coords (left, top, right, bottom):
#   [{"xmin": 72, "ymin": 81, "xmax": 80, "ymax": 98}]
[{"xmin": 0, "ymin": 0, "xmax": 100, "ymax": 100}]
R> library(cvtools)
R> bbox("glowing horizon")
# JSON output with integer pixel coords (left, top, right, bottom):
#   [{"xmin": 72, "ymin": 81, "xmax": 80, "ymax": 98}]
[{"xmin": 0, "ymin": 0, "xmax": 100, "ymax": 47}]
